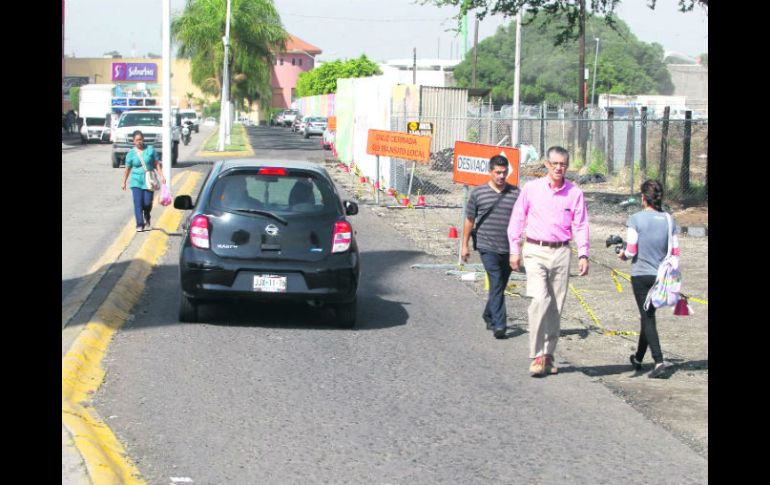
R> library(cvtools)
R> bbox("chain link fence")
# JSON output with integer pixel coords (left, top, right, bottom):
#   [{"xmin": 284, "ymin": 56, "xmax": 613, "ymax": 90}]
[{"xmin": 329, "ymin": 107, "xmax": 707, "ymax": 258}]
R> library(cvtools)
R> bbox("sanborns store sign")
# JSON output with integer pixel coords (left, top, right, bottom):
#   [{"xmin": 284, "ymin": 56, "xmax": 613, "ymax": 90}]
[{"xmin": 112, "ymin": 63, "xmax": 157, "ymax": 81}]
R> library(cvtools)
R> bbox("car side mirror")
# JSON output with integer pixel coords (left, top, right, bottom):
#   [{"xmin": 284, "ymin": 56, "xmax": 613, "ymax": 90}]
[
  {"xmin": 344, "ymin": 200, "xmax": 358, "ymax": 216},
  {"xmin": 174, "ymin": 195, "xmax": 193, "ymax": 210}
]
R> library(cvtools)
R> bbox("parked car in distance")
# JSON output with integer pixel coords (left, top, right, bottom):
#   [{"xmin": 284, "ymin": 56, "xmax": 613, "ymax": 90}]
[
  {"xmin": 203, "ymin": 117, "xmax": 217, "ymax": 127},
  {"xmin": 303, "ymin": 116, "xmax": 328, "ymax": 139},
  {"xmin": 281, "ymin": 109, "xmax": 301, "ymax": 127},
  {"xmin": 174, "ymin": 159, "xmax": 361, "ymax": 326}
]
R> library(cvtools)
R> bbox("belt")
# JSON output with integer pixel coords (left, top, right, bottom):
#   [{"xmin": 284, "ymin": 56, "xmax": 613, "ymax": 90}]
[{"xmin": 526, "ymin": 237, "xmax": 570, "ymax": 248}]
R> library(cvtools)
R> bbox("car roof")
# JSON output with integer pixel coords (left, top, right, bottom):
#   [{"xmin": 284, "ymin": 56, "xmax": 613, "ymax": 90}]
[{"xmin": 218, "ymin": 159, "xmax": 328, "ymax": 176}]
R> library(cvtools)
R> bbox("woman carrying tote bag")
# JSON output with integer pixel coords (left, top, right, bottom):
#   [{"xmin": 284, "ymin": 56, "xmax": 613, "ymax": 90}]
[
  {"xmin": 618, "ymin": 180, "xmax": 680, "ymax": 378},
  {"xmin": 121, "ymin": 130, "xmax": 167, "ymax": 232}
]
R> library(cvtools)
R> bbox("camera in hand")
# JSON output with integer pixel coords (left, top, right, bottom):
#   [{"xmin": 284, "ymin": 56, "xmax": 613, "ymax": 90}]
[{"xmin": 605, "ymin": 235, "xmax": 627, "ymax": 254}]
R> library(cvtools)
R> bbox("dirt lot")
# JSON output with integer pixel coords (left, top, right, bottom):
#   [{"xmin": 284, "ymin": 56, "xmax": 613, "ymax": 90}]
[{"xmin": 323, "ymin": 158, "xmax": 708, "ymax": 459}]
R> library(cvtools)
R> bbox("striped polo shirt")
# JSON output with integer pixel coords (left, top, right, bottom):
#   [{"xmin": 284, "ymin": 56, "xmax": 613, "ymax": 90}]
[{"xmin": 466, "ymin": 183, "xmax": 520, "ymax": 254}]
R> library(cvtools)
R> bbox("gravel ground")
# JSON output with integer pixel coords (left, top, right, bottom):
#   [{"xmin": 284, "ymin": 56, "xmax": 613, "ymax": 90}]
[{"xmin": 325, "ymin": 157, "xmax": 708, "ymax": 459}]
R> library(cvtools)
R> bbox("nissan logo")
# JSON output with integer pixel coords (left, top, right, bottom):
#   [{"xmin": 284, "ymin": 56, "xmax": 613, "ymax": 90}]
[{"xmin": 265, "ymin": 224, "xmax": 279, "ymax": 236}]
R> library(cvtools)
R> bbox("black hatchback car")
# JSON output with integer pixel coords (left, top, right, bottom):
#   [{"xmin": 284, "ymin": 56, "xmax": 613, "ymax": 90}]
[{"xmin": 174, "ymin": 160, "xmax": 360, "ymax": 326}]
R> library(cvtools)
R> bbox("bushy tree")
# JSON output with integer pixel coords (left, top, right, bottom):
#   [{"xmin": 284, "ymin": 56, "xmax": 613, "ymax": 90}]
[
  {"xmin": 452, "ymin": 13, "xmax": 672, "ymax": 105},
  {"xmin": 295, "ymin": 55, "xmax": 382, "ymax": 97},
  {"xmin": 172, "ymin": 0, "xmax": 288, "ymax": 110}
]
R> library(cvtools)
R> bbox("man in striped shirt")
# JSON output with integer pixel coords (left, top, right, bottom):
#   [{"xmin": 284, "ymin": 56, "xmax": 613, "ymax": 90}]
[
  {"xmin": 507, "ymin": 146, "xmax": 590, "ymax": 377},
  {"xmin": 462, "ymin": 155, "xmax": 520, "ymax": 339}
]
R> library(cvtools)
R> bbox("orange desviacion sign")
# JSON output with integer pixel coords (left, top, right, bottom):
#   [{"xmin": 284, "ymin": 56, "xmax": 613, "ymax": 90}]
[
  {"xmin": 366, "ymin": 129, "xmax": 432, "ymax": 163},
  {"xmin": 327, "ymin": 116, "xmax": 336, "ymax": 131},
  {"xmin": 452, "ymin": 141, "xmax": 520, "ymax": 186}
]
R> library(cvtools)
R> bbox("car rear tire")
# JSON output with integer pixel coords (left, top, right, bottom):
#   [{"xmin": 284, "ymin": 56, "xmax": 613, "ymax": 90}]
[
  {"xmin": 179, "ymin": 293, "xmax": 199, "ymax": 322},
  {"xmin": 334, "ymin": 298, "xmax": 357, "ymax": 328},
  {"xmin": 172, "ymin": 142, "xmax": 179, "ymax": 166}
]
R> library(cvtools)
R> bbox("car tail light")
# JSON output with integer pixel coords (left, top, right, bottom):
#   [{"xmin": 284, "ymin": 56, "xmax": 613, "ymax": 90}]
[
  {"xmin": 332, "ymin": 220, "xmax": 352, "ymax": 253},
  {"xmin": 258, "ymin": 167, "xmax": 288, "ymax": 176},
  {"xmin": 190, "ymin": 215, "xmax": 210, "ymax": 249}
]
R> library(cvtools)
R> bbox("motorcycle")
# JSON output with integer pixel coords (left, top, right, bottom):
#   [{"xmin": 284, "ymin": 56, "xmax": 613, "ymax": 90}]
[{"xmin": 182, "ymin": 122, "xmax": 192, "ymax": 146}]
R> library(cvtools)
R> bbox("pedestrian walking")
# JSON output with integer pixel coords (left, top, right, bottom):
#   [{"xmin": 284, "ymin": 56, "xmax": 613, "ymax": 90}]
[
  {"xmin": 618, "ymin": 179, "xmax": 679, "ymax": 378},
  {"xmin": 507, "ymin": 146, "xmax": 589, "ymax": 377},
  {"xmin": 461, "ymin": 155, "xmax": 520, "ymax": 339},
  {"xmin": 121, "ymin": 130, "xmax": 166, "ymax": 232}
]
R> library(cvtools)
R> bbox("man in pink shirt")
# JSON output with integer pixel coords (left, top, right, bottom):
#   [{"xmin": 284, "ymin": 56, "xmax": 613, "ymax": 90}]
[{"xmin": 507, "ymin": 146, "xmax": 590, "ymax": 377}]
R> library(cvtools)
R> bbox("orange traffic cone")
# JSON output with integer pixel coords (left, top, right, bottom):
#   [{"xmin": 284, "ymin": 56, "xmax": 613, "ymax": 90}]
[
  {"xmin": 360, "ymin": 176, "xmax": 367, "ymax": 183},
  {"xmin": 401, "ymin": 198, "xmax": 410, "ymax": 206},
  {"xmin": 416, "ymin": 195, "xmax": 425, "ymax": 206},
  {"xmin": 374, "ymin": 181, "xmax": 380, "ymax": 189},
  {"xmin": 448, "ymin": 226, "xmax": 458, "ymax": 239}
]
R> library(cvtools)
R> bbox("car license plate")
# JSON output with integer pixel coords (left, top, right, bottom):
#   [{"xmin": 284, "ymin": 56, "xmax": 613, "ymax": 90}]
[{"xmin": 253, "ymin": 274, "xmax": 287, "ymax": 293}]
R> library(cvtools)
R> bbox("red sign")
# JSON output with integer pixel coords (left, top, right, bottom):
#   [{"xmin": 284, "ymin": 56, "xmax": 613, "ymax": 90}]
[{"xmin": 453, "ymin": 141, "xmax": 520, "ymax": 186}]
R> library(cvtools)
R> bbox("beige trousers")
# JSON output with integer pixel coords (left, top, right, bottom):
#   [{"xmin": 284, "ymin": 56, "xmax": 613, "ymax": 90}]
[{"xmin": 523, "ymin": 243, "xmax": 572, "ymax": 359}]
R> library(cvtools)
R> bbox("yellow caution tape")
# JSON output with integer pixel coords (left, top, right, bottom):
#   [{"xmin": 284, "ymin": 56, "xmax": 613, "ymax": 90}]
[
  {"xmin": 569, "ymin": 283, "xmax": 639, "ymax": 337},
  {"xmin": 611, "ymin": 270, "xmax": 624, "ymax": 293}
]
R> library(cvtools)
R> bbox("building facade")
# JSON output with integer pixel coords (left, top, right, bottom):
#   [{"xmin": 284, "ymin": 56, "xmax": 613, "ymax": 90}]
[{"xmin": 270, "ymin": 35, "xmax": 322, "ymax": 109}]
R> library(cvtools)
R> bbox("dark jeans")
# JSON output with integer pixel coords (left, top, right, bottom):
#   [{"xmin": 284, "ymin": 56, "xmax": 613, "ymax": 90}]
[
  {"xmin": 479, "ymin": 250, "xmax": 512, "ymax": 330},
  {"xmin": 131, "ymin": 187, "xmax": 154, "ymax": 228},
  {"xmin": 631, "ymin": 275, "xmax": 663, "ymax": 364}
]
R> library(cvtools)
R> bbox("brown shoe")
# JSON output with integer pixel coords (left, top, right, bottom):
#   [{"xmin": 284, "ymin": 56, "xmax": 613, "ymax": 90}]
[
  {"xmin": 529, "ymin": 356, "xmax": 546, "ymax": 377},
  {"xmin": 544, "ymin": 354, "xmax": 558, "ymax": 375}
]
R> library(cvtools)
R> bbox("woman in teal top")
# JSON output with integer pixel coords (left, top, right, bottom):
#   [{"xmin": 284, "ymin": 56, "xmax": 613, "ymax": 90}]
[{"xmin": 121, "ymin": 130, "xmax": 167, "ymax": 231}]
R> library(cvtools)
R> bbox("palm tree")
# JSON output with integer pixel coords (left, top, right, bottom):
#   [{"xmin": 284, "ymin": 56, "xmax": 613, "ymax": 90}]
[{"xmin": 172, "ymin": 0, "xmax": 287, "ymax": 111}]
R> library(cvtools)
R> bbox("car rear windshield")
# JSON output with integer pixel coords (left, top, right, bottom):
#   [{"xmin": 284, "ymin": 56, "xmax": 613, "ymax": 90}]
[
  {"xmin": 308, "ymin": 117, "xmax": 327, "ymax": 123},
  {"xmin": 118, "ymin": 113, "xmax": 162, "ymax": 127},
  {"xmin": 209, "ymin": 170, "xmax": 338, "ymax": 216}
]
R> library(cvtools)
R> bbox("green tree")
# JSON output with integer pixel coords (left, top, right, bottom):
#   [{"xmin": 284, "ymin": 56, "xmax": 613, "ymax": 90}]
[
  {"xmin": 69, "ymin": 87, "xmax": 80, "ymax": 112},
  {"xmin": 452, "ymin": 13, "xmax": 672, "ymax": 105},
  {"xmin": 172, "ymin": 0, "xmax": 288, "ymax": 110},
  {"xmin": 295, "ymin": 55, "xmax": 382, "ymax": 97}
]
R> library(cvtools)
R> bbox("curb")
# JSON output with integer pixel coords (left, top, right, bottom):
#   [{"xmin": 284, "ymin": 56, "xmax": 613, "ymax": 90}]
[
  {"xmin": 62, "ymin": 172, "xmax": 203, "ymax": 484},
  {"xmin": 62, "ymin": 172, "xmax": 189, "ymax": 329}
]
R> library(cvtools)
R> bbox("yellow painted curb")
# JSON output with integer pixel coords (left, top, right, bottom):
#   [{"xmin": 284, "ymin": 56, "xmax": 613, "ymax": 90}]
[
  {"xmin": 62, "ymin": 172, "xmax": 189, "ymax": 329},
  {"xmin": 62, "ymin": 172, "xmax": 203, "ymax": 485},
  {"xmin": 196, "ymin": 123, "xmax": 254, "ymax": 158}
]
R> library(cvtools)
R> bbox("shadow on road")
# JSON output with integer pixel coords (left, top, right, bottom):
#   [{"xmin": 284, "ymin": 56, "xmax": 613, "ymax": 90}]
[{"xmin": 62, "ymin": 250, "xmax": 422, "ymax": 332}]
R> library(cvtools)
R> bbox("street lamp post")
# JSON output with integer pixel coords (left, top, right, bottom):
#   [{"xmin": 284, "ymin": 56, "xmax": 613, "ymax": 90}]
[
  {"xmin": 218, "ymin": 0, "xmax": 232, "ymax": 151},
  {"xmin": 591, "ymin": 37, "xmax": 600, "ymax": 108}
]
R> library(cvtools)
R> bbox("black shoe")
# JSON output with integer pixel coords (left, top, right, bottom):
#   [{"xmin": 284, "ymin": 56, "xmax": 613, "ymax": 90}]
[
  {"xmin": 629, "ymin": 354, "xmax": 642, "ymax": 372},
  {"xmin": 493, "ymin": 326, "xmax": 506, "ymax": 339},
  {"xmin": 483, "ymin": 315, "xmax": 493, "ymax": 330},
  {"xmin": 648, "ymin": 363, "xmax": 669, "ymax": 379}
]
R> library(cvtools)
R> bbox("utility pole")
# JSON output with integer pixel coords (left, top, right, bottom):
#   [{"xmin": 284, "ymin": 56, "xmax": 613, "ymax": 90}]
[
  {"xmin": 413, "ymin": 47, "xmax": 417, "ymax": 84},
  {"xmin": 471, "ymin": 17, "xmax": 479, "ymax": 88},
  {"xmin": 577, "ymin": 0, "xmax": 588, "ymax": 163},
  {"xmin": 162, "ymin": 0, "xmax": 171, "ymax": 184},
  {"xmin": 218, "ymin": 0, "xmax": 232, "ymax": 151},
  {"xmin": 591, "ymin": 37, "xmax": 600, "ymax": 107},
  {"xmin": 512, "ymin": 11, "xmax": 522, "ymax": 146}
]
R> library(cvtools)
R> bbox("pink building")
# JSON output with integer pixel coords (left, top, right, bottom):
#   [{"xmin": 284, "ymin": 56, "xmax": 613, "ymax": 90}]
[{"xmin": 271, "ymin": 35, "xmax": 322, "ymax": 109}]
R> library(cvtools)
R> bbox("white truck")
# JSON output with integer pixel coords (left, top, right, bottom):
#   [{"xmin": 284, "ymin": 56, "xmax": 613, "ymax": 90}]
[
  {"xmin": 111, "ymin": 108, "xmax": 181, "ymax": 168},
  {"xmin": 78, "ymin": 84, "xmax": 113, "ymax": 144}
]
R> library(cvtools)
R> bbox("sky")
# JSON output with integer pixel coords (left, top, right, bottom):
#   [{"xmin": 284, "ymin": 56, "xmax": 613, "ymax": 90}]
[{"xmin": 64, "ymin": 0, "xmax": 708, "ymax": 61}]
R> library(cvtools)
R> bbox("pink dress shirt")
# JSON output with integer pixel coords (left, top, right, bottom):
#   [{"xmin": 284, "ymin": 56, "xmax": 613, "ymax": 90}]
[{"xmin": 507, "ymin": 176, "xmax": 590, "ymax": 257}]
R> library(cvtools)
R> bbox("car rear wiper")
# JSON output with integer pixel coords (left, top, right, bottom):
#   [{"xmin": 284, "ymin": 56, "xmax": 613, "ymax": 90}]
[{"xmin": 231, "ymin": 208, "xmax": 288, "ymax": 225}]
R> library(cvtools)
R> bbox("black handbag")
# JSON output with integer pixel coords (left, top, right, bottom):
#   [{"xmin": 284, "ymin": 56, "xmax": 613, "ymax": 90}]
[{"xmin": 471, "ymin": 186, "xmax": 508, "ymax": 250}]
